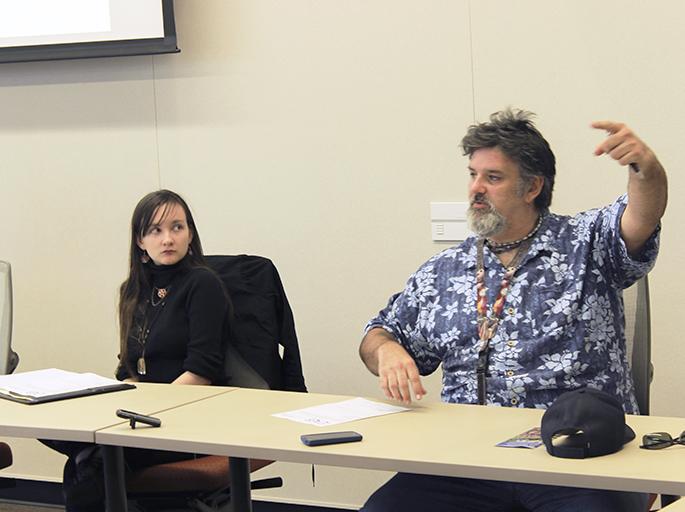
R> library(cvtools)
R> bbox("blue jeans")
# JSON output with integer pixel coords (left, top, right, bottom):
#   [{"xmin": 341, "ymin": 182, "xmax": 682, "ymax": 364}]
[{"xmin": 360, "ymin": 473, "xmax": 649, "ymax": 512}]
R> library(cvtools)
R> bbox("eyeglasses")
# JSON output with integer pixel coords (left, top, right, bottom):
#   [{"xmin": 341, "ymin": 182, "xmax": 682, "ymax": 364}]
[{"xmin": 640, "ymin": 431, "xmax": 685, "ymax": 450}]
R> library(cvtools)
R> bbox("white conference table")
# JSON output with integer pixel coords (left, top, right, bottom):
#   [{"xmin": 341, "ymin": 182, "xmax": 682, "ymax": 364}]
[
  {"xmin": 0, "ymin": 382, "xmax": 235, "ymax": 511},
  {"xmin": 96, "ymin": 387, "xmax": 685, "ymax": 512},
  {"xmin": 0, "ymin": 382, "xmax": 231, "ymax": 441}
]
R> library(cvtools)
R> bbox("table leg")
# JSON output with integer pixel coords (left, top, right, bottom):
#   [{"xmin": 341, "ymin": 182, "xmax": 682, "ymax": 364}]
[
  {"xmin": 102, "ymin": 445, "xmax": 128, "ymax": 512},
  {"xmin": 229, "ymin": 456, "xmax": 252, "ymax": 512}
]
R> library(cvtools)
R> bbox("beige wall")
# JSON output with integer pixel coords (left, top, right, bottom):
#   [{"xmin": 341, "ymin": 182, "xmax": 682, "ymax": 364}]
[{"xmin": 0, "ymin": 1, "xmax": 683, "ymax": 508}]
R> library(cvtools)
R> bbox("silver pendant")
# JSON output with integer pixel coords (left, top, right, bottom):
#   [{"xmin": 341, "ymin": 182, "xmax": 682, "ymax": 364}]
[{"xmin": 137, "ymin": 357, "xmax": 147, "ymax": 375}]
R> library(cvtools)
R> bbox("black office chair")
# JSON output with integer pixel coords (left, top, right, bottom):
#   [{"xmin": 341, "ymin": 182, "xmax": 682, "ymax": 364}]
[
  {"xmin": 206, "ymin": 255, "xmax": 307, "ymax": 393},
  {"xmin": 126, "ymin": 255, "xmax": 307, "ymax": 511},
  {"xmin": 624, "ymin": 276, "xmax": 678, "ymax": 510}
]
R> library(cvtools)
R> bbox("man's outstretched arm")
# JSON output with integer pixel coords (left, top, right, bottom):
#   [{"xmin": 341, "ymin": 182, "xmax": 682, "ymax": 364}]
[{"xmin": 592, "ymin": 121, "xmax": 668, "ymax": 256}]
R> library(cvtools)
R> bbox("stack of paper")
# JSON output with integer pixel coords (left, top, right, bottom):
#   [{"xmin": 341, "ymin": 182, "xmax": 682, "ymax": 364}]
[{"xmin": 0, "ymin": 368, "xmax": 135, "ymax": 405}]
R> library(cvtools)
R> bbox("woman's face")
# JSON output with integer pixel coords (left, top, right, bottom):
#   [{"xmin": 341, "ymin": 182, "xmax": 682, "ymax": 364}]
[{"xmin": 137, "ymin": 202, "xmax": 193, "ymax": 266}]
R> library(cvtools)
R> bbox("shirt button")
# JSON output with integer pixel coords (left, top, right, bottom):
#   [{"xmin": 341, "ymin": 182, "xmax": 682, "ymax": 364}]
[
  {"xmin": 506, "ymin": 370, "xmax": 514, "ymax": 377},
  {"xmin": 507, "ymin": 340, "xmax": 516, "ymax": 347},
  {"xmin": 507, "ymin": 307, "xmax": 515, "ymax": 315},
  {"xmin": 511, "ymin": 398, "xmax": 519, "ymax": 405}
]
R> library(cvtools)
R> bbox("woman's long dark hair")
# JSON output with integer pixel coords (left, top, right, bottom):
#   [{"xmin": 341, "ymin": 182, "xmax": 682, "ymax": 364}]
[{"xmin": 118, "ymin": 190, "xmax": 206, "ymax": 374}]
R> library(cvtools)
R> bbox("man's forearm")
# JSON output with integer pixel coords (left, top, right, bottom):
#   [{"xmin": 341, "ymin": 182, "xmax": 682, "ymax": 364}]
[
  {"xmin": 592, "ymin": 121, "xmax": 668, "ymax": 255},
  {"xmin": 624, "ymin": 160, "xmax": 668, "ymax": 246},
  {"xmin": 359, "ymin": 327, "xmax": 398, "ymax": 376}
]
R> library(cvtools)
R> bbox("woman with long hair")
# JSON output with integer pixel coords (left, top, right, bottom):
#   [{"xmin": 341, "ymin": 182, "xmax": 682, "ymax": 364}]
[
  {"xmin": 116, "ymin": 189, "xmax": 227, "ymax": 386},
  {"xmin": 53, "ymin": 189, "xmax": 231, "ymax": 511}
]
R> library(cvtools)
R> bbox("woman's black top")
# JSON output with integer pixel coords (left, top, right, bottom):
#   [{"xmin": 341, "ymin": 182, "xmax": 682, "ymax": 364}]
[{"xmin": 116, "ymin": 260, "xmax": 228, "ymax": 384}]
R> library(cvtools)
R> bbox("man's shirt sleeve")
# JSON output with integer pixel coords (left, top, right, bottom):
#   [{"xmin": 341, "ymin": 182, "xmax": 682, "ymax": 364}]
[
  {"xmin": 592, "ymin": 194, "xmax": 660, "ymax": 289},
  {"xmin": 365, "ymin": 265, "xmax": 443, "ymax": 375}
]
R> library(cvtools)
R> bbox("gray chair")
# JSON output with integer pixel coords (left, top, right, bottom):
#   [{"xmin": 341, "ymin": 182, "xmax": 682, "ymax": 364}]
[
  {"xmin": 0, "ymin": 262, "xmax": 16, "ymax": 487},
  {"xmin": 624, "ymin": 275, "xmax": 678, "ymax": 509},
  {"xmin": 624, "ymin": 275, "xmax": 651, "ymax": 416},
  {"xmin": 0, "ymin": 261, "xmax": 19, "ymax": 375}
]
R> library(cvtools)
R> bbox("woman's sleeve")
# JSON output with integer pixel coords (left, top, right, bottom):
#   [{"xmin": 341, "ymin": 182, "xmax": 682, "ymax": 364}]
[
  {"xmin": 183, "ymin": 269, "xmax": 228, "ymax": 383},
  {"xmin": 115, "ymin": 357, "xmax": 129, "ymax": 381}
]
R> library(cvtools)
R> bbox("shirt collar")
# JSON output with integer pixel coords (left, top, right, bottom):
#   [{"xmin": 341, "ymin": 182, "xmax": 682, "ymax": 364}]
[
  {"xmin": 528, "ymin": 212, "xmax": 562, "ymax": 256},
  {"xmin": 462, "ymin": 212, "xmax": 561, "ymax": 271}
]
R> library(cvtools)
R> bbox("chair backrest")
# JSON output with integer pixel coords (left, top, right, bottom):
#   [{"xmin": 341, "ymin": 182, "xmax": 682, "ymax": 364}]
[
  {"xmin": 205, "ymin": 255, "xmax": 307, "ymax": 393},
  {"xmin": 224, "ymin": 342, "xmax": 270, "ymax": 390},
  {"xmin": 623, "ymin": 275, "xmax": 651, "ymax": 415},
  {"xmin": 0, "ymin": 261, "xmax": 19, "ymax": 375}
]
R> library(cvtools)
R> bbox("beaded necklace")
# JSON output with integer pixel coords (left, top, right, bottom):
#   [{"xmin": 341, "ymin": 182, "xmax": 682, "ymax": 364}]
[
  {"xmin": 475, "ymin": 237, "xmax": 531, "ymax": 405},
  {"xmin": 485, "ymin": 214, "xmax": 543, "ymax": 254}
]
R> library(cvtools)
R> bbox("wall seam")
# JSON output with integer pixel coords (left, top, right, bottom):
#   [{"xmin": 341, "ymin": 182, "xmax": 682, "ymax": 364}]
[
  {"xmin": 151, "ymin": 55, "xmax": 162, "ymax": 188},
  {"xmin": 467, "ymin": 0, "xmax": 476, "ymax": 122}
]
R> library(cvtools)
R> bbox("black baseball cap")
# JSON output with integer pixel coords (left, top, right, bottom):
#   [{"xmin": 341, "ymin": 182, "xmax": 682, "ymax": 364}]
[{"xmin": 541, "ymin": 388, "xmax": 635, "ymax": 459}]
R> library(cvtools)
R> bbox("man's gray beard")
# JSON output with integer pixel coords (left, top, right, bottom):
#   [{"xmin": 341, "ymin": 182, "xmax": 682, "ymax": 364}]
[{"xmin": 467, "ymin": 207, "xmax": 507, "ymax": 238}]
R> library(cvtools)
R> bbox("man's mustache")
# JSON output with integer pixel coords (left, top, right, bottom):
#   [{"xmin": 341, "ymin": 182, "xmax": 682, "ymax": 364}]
[{"xmin": 470, "ymin": 193, "xmax": 491, "ymax": 207}]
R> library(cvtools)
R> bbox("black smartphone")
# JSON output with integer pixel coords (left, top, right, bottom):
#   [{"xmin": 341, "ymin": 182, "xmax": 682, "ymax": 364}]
[
  {"xmin": 116, "ymin": 409, "xmax": 162, "ymax": 428},
  {"xmin": 300, "ymin": 431, "xmax": 362, "ymax": 446}
]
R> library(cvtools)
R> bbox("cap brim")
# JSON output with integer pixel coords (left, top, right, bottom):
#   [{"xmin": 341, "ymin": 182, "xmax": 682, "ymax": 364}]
[{"xmin": 624, "ymin": 424, "xmax": 636, "ymax": 443}]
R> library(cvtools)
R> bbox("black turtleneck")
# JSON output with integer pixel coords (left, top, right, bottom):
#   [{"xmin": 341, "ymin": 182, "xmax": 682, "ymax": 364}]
[{"xmin": 116, "ymin": 259, "xmax": 228, "ymax": 383}]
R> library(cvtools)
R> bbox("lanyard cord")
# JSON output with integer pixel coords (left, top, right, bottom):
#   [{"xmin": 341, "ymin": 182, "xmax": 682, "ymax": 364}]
[{"xmin": 475, "ymin": 238, "xmax": 531, "ymax": 405}]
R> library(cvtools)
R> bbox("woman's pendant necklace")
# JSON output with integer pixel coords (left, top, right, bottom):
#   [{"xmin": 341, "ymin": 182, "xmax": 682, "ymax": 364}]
[
  {"xmin": 135, "ymin": 322, "xmax": 151, "ymax": 376},
  {"xmin": 151, "ymin": 286, "xmax": 168, "ymax": 307},
  {"xmin": 135, "ymin": 285, "xmax": 171, "ymax": 375},
  {"xmin": 137, "ymin": 357, "xmax": 147, "ymax": 375}
]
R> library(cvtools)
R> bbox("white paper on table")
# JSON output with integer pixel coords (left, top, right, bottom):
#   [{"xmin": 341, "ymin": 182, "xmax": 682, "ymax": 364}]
[
  {"xmin": 0, "ymin": 368, "xmax": 122, "ymax": 398},
  {"xmin": 272, "ymin": 397, "xmax": 410, "ymax": 426}
]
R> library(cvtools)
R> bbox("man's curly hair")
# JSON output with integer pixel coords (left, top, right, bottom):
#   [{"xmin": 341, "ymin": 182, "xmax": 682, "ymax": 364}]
[{"xmin": 461, "ymin": 108, "xmax": 556, "ymax": 210}]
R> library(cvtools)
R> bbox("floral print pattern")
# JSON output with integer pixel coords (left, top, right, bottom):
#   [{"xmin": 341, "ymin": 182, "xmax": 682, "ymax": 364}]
[{"xmin": 366, "ymin": 195, "xmax": 659, "ymax": 414}]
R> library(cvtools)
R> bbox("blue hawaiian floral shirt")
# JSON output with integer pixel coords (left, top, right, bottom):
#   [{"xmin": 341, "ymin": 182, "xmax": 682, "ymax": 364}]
[{"xmin": 366, "ymin": 195, "xmax": 659, "ymax": 414}]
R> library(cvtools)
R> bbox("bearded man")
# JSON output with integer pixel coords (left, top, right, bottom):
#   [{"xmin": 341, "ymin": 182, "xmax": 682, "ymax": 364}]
[{"xmin": 358, "ymin": 108, "xmax": 668, "ymax": 512}]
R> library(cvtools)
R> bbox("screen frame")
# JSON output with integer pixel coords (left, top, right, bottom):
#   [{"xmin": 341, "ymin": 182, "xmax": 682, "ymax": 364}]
[{"xmin": 0, "ymin": 0, "xmax": 179, "ymax": 64}]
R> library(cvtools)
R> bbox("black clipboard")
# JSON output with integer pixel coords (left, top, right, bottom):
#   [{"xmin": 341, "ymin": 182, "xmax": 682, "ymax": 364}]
[{"xmin": 0, "ymin": 382, "xmax": 136, "ymax": 405}]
